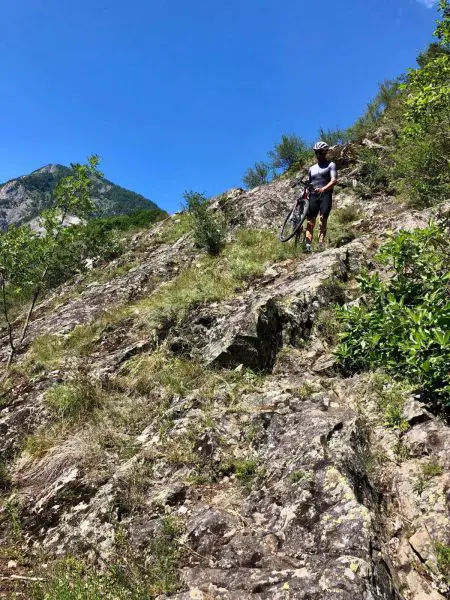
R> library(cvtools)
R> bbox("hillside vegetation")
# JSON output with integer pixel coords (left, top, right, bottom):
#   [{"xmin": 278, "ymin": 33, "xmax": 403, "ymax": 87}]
[{"xmin": 0, "ymin": 3, "xmax": 449, "ymax": 599}]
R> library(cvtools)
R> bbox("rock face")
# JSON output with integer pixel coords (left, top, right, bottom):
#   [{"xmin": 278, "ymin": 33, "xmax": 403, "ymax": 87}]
[
  {"xmin": 0, "ymin": 163, "xmax": 165, "ymax": 230},
  {"xmin": 0, "ymin": 155, "xmax": 449, "ymax": 599}
]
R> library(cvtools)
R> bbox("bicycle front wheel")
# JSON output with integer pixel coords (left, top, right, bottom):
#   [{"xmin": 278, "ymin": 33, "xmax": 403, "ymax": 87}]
[{"xmin": 279, "ymin": 200, "xmax": 309, "ymax": 242}]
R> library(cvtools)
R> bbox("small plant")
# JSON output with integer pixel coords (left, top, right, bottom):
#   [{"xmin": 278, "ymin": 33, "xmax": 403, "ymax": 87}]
[
  {"xmin": 422, "ymin": 460, "xmax": 444, "ymax": 478},
  {"xmin": 45, "ymin": 378, "xmax": 107, "ymax": 422},
  {"xmin": 184, "ymin": 190, "xmax": 226, "ymax": 255},
  {"xmin": 393, "ymin": 440, "xmax": 410, "ymax": 462},
  {"xmin": 412, "ymin": 475, "xmax": 428, "ymax": 497},
  {"xmin": 289, "ymin": 470, "xmax": 308, "ymax": 483},
  {"xmin": 295, "ymin": 382, "xmax": 318, "ymax": 401},
  {"xmin": 231, "ymin": 458, "xmax": 259, "ymax": 486},
  {"xmin": 435, "ymin": 542, "xmax": 450, "ymax": 580},
  {"xmin": 5, "ymin": 499, "xmax": 22, "ymax": 542},
  {"xmin": 334, "ymin": 205, "xmax": 363, "ymax": 225}
]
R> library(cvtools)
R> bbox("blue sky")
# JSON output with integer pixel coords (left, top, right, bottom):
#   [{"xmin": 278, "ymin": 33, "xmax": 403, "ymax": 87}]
[{"xmin": 0, "ymin": 0, "xmax": 440, "ymax": 213}]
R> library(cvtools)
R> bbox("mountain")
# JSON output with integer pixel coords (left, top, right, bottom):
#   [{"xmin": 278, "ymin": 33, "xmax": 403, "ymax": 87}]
[
  {"xmin": 0, "ymin": 163, "xmax": 165, "ymax": 230},
  {"xmin": 0, "ymin": 135, "xmax": 449, "ymax": 599}
]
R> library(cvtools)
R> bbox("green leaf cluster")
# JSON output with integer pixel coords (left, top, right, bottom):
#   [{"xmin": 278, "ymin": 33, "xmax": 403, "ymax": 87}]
[
  {"xmin": 183, "ymin": 190, "xmax": 226, "ymax": 255},
  {"xmin": 335, "ymin": 226, "xmax": 450, "ymax": 407}
]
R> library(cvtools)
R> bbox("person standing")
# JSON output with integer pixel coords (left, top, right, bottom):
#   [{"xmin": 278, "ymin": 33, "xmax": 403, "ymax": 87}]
[{"xmin": 305, "ymin": 141, "xmax": 338, "ymax": 252}]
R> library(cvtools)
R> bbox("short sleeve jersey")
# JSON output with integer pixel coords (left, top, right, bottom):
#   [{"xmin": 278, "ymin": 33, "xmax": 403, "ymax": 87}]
[{"xmin": 308, "ymin": 161, "xmax": 337, "ymax": 191}]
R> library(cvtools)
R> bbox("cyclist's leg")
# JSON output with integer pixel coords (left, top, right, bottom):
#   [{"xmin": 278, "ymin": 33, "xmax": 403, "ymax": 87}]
[
  {"xmin": 318, "ymin": 193, "xmax": 332, "ymax": 243},
  {"xmin": 306, "ymin": 217, "xmax": 316, "ymax": 242},
  {"xmin": 306, "ymin": 194, "xmax": 320, "ymax": 243}
]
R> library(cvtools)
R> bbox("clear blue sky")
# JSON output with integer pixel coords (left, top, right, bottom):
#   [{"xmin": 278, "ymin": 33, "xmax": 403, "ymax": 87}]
[{"xmin": 0, "ymin": 0, "xmax": 440, "ymax": 213}]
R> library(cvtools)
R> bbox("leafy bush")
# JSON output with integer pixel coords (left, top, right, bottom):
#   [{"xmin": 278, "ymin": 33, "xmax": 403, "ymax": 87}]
[
  {"xmin": 242, "ymin": 162, "xmax": 270, "ymax": 189},
  {"xmin": 336, "ymin": 226, "xmax": 450, "ymax": 408},
  {"xmin": 319, "ymin": 127, "xmax": 350, "ymax": 146},
  {"xmin": 268, "ymin": 134, "xmax": 310, "ymax": 171},
  {"xmin": 183, "ymin": 191, "xmax": 226, "ymax": 255}
]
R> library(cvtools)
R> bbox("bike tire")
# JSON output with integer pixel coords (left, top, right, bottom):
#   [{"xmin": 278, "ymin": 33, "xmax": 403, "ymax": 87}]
[{"xmin": 279, "ymin": 200, "xmax": 309, "ymax": 242}]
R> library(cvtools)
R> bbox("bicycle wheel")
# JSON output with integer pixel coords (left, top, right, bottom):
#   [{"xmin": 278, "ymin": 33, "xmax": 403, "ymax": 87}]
[{"xmin": 279, "ymin": 199, "xmax": 309, "ymax": 242}]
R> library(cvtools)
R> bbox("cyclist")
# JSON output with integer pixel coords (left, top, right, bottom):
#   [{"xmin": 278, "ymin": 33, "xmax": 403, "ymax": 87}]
[{"xmin": 305, "ymin": 141, "xmax": 337, "ymax": 252}]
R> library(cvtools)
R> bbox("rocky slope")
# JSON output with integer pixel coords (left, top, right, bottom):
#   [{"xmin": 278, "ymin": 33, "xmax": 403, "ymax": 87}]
[
  {"xmin": 0, "ymin": 164, "xmax": 165, "ymax": 230},
  {"xmin": 0, "ymin": 146, "xmax": 449, "ymax": 599}
]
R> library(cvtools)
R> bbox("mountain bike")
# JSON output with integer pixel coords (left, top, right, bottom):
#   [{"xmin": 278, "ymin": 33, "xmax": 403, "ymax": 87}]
[{"xmin": 279, "ymin": 178, "xmax": 318, "ymax": 245}]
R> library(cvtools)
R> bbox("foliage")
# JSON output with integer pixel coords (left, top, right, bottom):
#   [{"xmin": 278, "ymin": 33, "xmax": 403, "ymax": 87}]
[
  {"xmin": 347, "ymin": 79, "xmax": 401, "ymax": 141},
  {"xmin": 183, "ymin": 190, "xmax": 226, "ymax": 255},
  {"xmin": 242, "ymin": 162, "xmax": 270, "ymax": 189},
  {"xmin": 356, "ymin": 147, "xmax": 392, "ymax": 194},
  {"xmin": 416, "ymin": 42, "xmax": 450, "ymax": 68},
  {"xmin": 435, "ymin": 542, "xmax": 450, "ymax": 579},
  {"xmin": 0, "ymin": 156, "xmax": 102, "ymax": 371},
  {"xmin": 391, "ymin": 2, "xmax": 450, "ymax": 206},
  {"xmin": 86, "ymin": 207, "xmax": 165, "ymax": 234},
  {"xmin": 336, "ymin": 226, "xmax": 450, "ymax": 408},
  {"xmin": 434, "ymin": 0, "xmax": 450, "ymax": 47},
  {"xmin": 268, "ymin": 134, "xmax": 310, "ymax": 171},
  {"xmin": 319, "ymin": 127, "xmax": 350, "ymax": 146},
  {"xmin": 45, "ymin": 378, "xmax": 107, "ymax": 421},
  {"xmin": 30, "ymin": 519, "xmax": 182, "ymax": 599}
]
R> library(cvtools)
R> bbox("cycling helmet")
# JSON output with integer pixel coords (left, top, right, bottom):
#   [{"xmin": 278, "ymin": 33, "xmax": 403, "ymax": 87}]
[{"xmin": 313, "ymin": 141, "xmax": 329, "ymax": 151}]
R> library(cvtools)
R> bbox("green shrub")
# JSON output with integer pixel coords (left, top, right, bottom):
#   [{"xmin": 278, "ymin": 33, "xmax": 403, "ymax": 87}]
[
  {"xmin": 319, "ymin": 127, "xmax": 350, "ymax": 146},
  {"xmin": 243, "ymin": 162, "xmax": 270, "ymax": 189},
  {"xmin": 336, "ymin": 226, "xmax": 450, "ymax": 408},
  {"xmin": 268, "ymin": 134, "xmax": 310, "ymax": 171},
  {"xmin": 184, "ymin": 191, "xmax": 226, "ymax": 255}
]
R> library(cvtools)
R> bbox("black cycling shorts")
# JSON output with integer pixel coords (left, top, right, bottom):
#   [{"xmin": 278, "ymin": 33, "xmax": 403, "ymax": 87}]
[{"xmin": 308, "ymin": 192, "xmax": 332, "ymax": 219}]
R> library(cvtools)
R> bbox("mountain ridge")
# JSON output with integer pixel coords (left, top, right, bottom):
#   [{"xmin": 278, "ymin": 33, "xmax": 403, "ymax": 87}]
[{"xmin": 0, "ymin": 163, "xmax": 165, "ymax": 230}]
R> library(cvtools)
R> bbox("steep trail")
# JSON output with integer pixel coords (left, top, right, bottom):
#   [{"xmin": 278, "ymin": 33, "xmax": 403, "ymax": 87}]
[{"xmin": 0, "ymin": 149, "xmax": 449, "ymax": 599}]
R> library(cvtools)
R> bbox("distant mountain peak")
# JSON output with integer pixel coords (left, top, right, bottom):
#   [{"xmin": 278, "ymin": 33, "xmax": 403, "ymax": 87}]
[{"xmin": 0, "ymin": 164, "xmax": 165, "ymax": 230}]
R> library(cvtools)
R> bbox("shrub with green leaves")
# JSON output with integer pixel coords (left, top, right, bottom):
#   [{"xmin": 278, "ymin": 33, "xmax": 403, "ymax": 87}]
[
  {"xmin": 268, "ymin": 134, "xmax": 311, "ymax": 172},
  {"xmin": 183, "ymin": 190, "xmax": 226, "ymax": 255},
  {"xmin": 336, "ymin": 225, "xmax": 450, "ymax": 407},
  {"xmin": 242, "ymin": 162, "xmax": 270, "ymax": 189}
]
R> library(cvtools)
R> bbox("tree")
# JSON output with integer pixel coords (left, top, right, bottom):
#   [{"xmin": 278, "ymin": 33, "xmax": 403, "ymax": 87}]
[
  {"xmin": 0, "ymin": 156, "xmax": 101, "ymax": 373},
  {"xmin": 242, "ymin": 162, "xmax": 270, "ymax": 189},
  {"xmin": 417, "ymin": 42, "xmax": 450, "ymax": 68},
  {"xmin": 268, "ymin": 134, "xmax": 309, "ymax": 171}
]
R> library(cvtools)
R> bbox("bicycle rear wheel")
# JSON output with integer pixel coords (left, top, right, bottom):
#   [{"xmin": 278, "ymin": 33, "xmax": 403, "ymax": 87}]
[{"xmin": 279, "ymin": 200, "xmax": 309, "ymax": 242}]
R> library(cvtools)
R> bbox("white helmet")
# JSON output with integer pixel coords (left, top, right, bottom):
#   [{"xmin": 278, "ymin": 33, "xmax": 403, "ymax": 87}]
[{"xmin": 313, "ymin": 141, "xmax": 329, "ymax": 151}]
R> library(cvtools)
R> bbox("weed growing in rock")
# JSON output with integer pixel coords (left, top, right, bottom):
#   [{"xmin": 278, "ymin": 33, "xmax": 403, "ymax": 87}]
[
  {"xmin": 393, "ymin": 440, "xmax": 410, "ymax": 462},
  {"xmin": 422, "ymin": 460, "xmax": 444, "ymax": 478},
  {"xmin": 334, "ymin": 205, "xmax": 363, "ymax": 225},
  {"xmin": 412, "ymin": 475, "xmax": 428, "ymax": 497},
  {"xmin": 225, "ymin": 229, "xmax": 298, "ymax": 280},
  {"xmin": 30, "ymin": 517, "xmax": 183, "ymax": 599},
  {"xmin": 369, "ymin": 374, "xmax": 409, "ymax": 431},
  {"xmin": 45, "ymin": 377, "xmax": 107, "ymax": 422},
  {"xmin": 315, "ymin": 308, "xmax": 343, "ymax": 347},
  {"xmin": 435, "ymin": 542, "xmax": 450, "ymax": 581},
  {"xmin": 289, "ymin": 470, "xmax": 308, "ymax": 483},
  {"xmin": 295, "ymin": 381, "xmax": 319, "ymax": 401}
]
